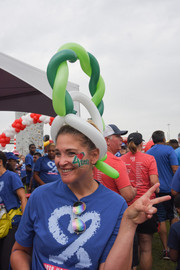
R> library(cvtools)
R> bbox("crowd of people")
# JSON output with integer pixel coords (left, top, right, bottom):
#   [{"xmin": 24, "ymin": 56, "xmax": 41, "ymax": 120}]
[{"xmin": 0, "ymin": 126, "xmax": 180, "ymax": 269}]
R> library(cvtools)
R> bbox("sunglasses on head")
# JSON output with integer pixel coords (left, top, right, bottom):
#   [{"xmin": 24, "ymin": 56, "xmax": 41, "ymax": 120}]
[{"xmin": 72, "ymin": 201, "xmax": 86, "ymax": 234}]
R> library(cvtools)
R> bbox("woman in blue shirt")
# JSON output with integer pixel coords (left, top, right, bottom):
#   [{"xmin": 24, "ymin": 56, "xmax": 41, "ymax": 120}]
[
  {"xmin": 0, "ymin": 151, "xmax": 27, "ymax": 270},
  {"xmin": 11, "ymin": 125, "xmax": 170, "ymax": 270}
]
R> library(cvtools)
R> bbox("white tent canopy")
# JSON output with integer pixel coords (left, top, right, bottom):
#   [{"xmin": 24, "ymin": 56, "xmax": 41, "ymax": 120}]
[{"xmin": 0, "ymin": 52, "xmax": 79, "ymax": 117}]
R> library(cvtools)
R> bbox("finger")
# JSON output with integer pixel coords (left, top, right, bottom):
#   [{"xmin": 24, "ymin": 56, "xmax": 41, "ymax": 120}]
[
  {"xmin": 146, "ymin": 206, "xmax": 157, "ymax": 215},
  {"xmin": 140, "ymin": 183, "xmax": 160, "ymax": 200},
  {"xmin": 150, "ymin": 195, "xmax": 171, "ymax": 205}
]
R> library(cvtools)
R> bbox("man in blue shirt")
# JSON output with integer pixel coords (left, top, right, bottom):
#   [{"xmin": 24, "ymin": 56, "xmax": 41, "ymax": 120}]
[
  {"xmin": 25, "ymin": 144, "xmax": 36, "ymax": 190},
  {"xmin": 147, "ymin": 130, "xmax": 178, "ymax": 259}
]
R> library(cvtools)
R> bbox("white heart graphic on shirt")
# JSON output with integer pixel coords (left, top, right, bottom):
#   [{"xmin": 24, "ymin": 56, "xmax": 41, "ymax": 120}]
[{"xmin": 48, "ymin": 205, "xmax": 101, "ymax": 268}]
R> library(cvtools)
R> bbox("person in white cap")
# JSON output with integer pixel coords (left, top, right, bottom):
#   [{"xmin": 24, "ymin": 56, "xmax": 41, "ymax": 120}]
[{"xmin": 93, "ymin": 124, "xmax": 136, "ymax": 203}]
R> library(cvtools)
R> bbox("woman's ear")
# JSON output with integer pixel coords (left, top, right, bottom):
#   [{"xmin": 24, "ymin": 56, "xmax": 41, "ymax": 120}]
[{"xmin": 90, "ymin": 148, "xmax": 99, "ymax": 165}]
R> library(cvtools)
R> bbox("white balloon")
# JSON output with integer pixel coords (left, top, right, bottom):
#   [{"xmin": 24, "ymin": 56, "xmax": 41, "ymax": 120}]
[
  {"xmin": 39, "ymin": 115, "xmax": 50, "ymax": 123},
  {"xmin": 69, "ymin": 91, "xmax": 103, "ymax": 133},
  {"xmin": 51, "ymin": 116, "xmax": 65, "ymax": 142},
  {"xmin": 51, "ymin": 92, "xmax": 106, "ymax": 160},
  {"xmin": 65, "ymin": 114, "xmax": 107, "ymax": 159}
]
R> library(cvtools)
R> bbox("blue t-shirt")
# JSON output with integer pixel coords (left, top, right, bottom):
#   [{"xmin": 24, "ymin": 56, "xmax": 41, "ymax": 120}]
[
  {"xmin": 15, "ymin": 181, "xmax": 127, "ymax": 270},
  {"xmin": 25, "ymin": 153, "xmax": 34, "ymax": 184},
  {"xmin": 147, "ymin": 144, "xmax": 178, "ymax": 193},
  {"xmin": 172, "ymin": 167, "xmax": 180, "ymax": 192},
  {"xmin": 31, "ymin": 162, "xmax": 39, "ymax": 189},
  {"xmin": 115, "ymin": 151, "xmax": 121, "ymax": 157},
  {"xmin": 34, "ymin": 156, "xmax": 60, "ymax": 184},
  {"xmin": 168, "ymin": 220, "xmax": 180, "ymax": 270},
  {"xmin": 20, "ymin": 163, "xmax": 26, "ymax": 179},
  {"xmin": 175, "ymin": 147, "xmax": 180, "ymax": 166},
  {"xmin": 0, "ymin": 170, "xmax": 24, "ymax": 212}
]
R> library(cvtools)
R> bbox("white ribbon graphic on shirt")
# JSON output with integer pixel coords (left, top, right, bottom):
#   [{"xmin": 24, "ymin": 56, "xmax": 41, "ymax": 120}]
[{"xmin": 48, "ymin": 206, "xmax": 101, "ymax": 268}]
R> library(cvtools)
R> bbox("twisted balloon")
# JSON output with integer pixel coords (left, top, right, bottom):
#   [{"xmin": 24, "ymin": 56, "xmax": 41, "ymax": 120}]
[
  {"xmin": 47, "ymin": 43, "xmax": 119, "ymax": 179},
  {"xmin": 47, "ymin": 43, "xmax": 105, "ymax": 117}
]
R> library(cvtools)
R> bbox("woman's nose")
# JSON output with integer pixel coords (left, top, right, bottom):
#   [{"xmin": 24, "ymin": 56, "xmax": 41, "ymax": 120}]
[{"xmin": 55, "ymin": 155, "xmax": 68, "ymax": 166}]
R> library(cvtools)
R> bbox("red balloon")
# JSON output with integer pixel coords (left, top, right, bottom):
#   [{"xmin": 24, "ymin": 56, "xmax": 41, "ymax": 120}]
[
  {"xmin": 1, "ymin": 143, "xmax": 6, "ymax": 147},
  {"xmin": 5, "ymin": 137, "xmax": 10, "ymax": 143}
]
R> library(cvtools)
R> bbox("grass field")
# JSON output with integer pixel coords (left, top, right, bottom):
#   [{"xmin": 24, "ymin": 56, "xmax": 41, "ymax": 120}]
[{"xmin": 151, "ymin": 232, "xmax": 176, "ymax": 270}]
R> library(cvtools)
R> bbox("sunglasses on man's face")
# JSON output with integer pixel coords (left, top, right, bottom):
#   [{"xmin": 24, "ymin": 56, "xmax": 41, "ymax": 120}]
[{"xmin": 72, "ymin": 201, "xmax": 86, "ymax": 234}]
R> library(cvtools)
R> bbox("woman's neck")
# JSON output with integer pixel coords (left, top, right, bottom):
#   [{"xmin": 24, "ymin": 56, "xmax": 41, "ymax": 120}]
[{"xmin": 68, "ymin": 178, "xmax": 99, "ymax": 200}]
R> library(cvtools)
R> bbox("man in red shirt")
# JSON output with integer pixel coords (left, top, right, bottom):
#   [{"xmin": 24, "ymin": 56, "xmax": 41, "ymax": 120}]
[{"xmin": 93, "ymin": 124, "xmax": 136, "ymax": 203}]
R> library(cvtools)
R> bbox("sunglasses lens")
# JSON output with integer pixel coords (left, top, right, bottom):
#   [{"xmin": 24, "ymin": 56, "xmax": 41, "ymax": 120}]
[
  {"xmin": 72, "ymin": 218, "xmax": 86, "ymax": 234},
  {"xmin": 73, "ymin": 201, "xmax": 86, "ymax": 215}
]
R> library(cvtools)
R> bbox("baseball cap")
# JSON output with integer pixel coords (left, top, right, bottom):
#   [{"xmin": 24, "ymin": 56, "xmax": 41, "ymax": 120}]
[
  {"xmin": 5, "ymin": 152, "xmax": 19, "ymax": 161},
  {"xmin": 121, "ymin": 143, "xmax": 127, "ymax": 149},
  {"xmin": 13, "ymin": 150, "xmax": 19, "ymax": 156},
  {"xmin": 127, "ymin": 132, "xmax": 144, "ymax": 145},
  {"xmin": 103, "ymin": 124, "xmax": 128, "ymax": 138}
]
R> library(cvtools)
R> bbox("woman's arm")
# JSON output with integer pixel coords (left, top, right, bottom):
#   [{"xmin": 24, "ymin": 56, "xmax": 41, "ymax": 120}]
[
  {"xmin": 10, "ymin": 242, "xmax": 32, "ymax": 270},
  {"xmin": 99, "ymin": 183, "xmax": 171, "ymax": 270},
  {"xmin": 149, "ymin": 174, "xmax": 160, "ymax": 193},
  {"xmin": 16, "ymin": 188, "xmax": 27, "ymax": 213},
  {"xmin": 33, "ymin": 171, "xmax": 45, "ymax": 185}
]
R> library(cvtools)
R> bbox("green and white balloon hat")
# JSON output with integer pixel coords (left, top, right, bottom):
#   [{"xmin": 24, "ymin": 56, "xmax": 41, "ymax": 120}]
[{"xmin": 47, "ymin": 42, "xmax": 119, "ymax": 179}]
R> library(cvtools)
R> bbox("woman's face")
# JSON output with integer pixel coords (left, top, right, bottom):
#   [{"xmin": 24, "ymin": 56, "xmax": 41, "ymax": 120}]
[{"xmin": 55, "ymin": 133, "xmax": 98, "ymax": 186}]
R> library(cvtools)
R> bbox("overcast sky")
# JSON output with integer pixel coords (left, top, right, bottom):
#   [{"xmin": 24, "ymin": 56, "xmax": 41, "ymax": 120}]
[{"xmin": 0, "ymin": 0, "xmax": 180, "ymax": 142}]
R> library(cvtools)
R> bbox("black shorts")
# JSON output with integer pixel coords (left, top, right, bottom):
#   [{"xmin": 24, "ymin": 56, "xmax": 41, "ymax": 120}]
[
  {"xmin": 136, "ymin": 213, "xmax": 158, "ymax": 234},
  {"xmin": 156, "ymin": 193, "xmax": 175, "ymax": 222}
]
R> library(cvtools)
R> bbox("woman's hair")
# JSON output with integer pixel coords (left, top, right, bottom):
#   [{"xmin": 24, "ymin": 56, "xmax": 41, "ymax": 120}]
[
  {"xmin": 0, "ymin": 151, "xmax": 7, "ymax": 168},
  {"xmin": 56, "ymin": 125, "xmax": 96, "ymax": 151},
  {"xmin": 128, "ymin": 141, "xmax": 138, "ymax": 154}
]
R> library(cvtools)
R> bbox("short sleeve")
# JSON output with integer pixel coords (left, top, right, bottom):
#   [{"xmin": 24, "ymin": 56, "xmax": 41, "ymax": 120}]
[
  {"xmin": 169, "ymin": 148, "xmax": 178, "ymax": 166},
  {"xmin": 11, "ymin": 173, "xmax": 24, "ymax": 192},
  {"xmin": 115, "ymin": 160, "xmax": 131, "ymax": 190},
  {"xmin": 148, "ymin": 156, "xmax": 158, "ymax": 176},
  {"xmin": 99, "ymin": 201, "xmax": 127, "ymax": 264}
]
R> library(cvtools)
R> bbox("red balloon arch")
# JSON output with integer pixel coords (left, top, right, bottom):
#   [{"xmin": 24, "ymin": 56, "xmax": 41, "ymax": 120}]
[{"xmin": 0, "ymin": 113, "xmax": 54, "ymax": 149}]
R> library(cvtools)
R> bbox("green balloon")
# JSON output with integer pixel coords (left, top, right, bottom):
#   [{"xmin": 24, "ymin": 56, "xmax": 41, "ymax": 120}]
[
  {"xmin": 88, "ymin": 52, "xmax": 100, "ymax": 96},
  {"xmin": 53, "ymin": 62, "xmax": 68, "ymax": 116},
  {"xmin": 58, "ymin": 43, "xmax": 91, "ymax": 76},
  {"xmin": 47, "ymin": 42, "xmax": 106, "ymax": 118},
  {"xmin": 95, "ymin": 160, "xmax": 119, "ymax": 179},
  {"xmin": 47, "ymin": 49, "xmax": 78, "ymax": 116},
  {"xmin": 91, "ymin": 76, "xmax": 105, "ymax": 107},
  {"xmin": 47, "ymin": 49, "xmax": 77, "ymax": 88}
]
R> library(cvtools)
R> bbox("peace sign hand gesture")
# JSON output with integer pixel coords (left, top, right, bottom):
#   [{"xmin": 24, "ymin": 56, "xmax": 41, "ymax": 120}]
[{"xmin": 124, "ymin": 183, "xmax": 171, "ymax": 226}]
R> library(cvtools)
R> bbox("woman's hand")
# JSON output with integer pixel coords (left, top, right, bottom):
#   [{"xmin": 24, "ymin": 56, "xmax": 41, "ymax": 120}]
[{"xmin": 124, "ymin": 183, "xmax": 171, "ymax": 225}]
